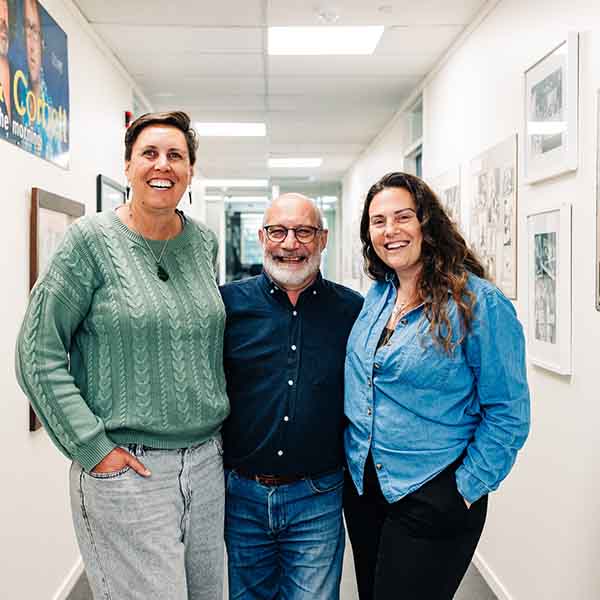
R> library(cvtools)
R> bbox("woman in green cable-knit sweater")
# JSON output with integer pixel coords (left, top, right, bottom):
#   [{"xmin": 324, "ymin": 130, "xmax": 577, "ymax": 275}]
[{"xmin": 16, "ymin": 111, "xmax": 230, "ymax": 599}]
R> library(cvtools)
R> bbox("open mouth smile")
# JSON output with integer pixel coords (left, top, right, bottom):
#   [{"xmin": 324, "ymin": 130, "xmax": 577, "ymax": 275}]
[
  {"xmin": 147, "ymin": 179, "xmax": 174, "ymax": 190},
  {"xmin": 384, "ymin": 241, "xmax": 409, "ymax": 250},
  {"xmin": 273, "ymin": 255, "xmax": 308, "ymax": 265}
]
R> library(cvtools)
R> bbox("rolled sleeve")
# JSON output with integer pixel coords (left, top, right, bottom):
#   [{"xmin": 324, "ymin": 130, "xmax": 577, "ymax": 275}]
[{"xmin": 456, "ymin": 288, "xmax": 530, "ymax": 503}]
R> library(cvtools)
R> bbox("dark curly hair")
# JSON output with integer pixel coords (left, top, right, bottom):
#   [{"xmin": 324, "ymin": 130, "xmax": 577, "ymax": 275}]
[
  {"xmin": 124, "ymin": 111, "xmax": 199, "ymax": 166},
  {"xmin": 360, "ymin": 172, "xmax": 487, "ymax": 352}
]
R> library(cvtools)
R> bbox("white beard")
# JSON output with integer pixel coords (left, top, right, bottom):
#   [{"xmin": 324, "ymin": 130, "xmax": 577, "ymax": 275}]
[{"xmin": 263, "ymin": 250, "xmax": 322, "ymax": 289}]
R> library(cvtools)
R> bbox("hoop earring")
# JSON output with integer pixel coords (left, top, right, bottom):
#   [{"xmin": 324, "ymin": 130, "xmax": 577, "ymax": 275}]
[
  {"xmin": 188, "ymin": 186, "xmax": 192, "ymax": 205},
  {"xmin": 126, "ymin": 185, "xmax": 130, "ymax": 200}
]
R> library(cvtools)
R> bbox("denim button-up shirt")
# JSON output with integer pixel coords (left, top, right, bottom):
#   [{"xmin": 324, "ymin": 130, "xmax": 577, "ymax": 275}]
[{"xmin": 345, "ymin": 273, "xmax": 530, "ymax": 504}]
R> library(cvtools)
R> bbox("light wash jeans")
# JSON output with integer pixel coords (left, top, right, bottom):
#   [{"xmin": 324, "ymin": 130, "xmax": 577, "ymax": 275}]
[
  {"xmin": 70, "ymin": 437, "xmax": 225, "ymax": 600},
  {"xmin": 224, "ymin": 468, "xmax": 345, "ymax": 600}
]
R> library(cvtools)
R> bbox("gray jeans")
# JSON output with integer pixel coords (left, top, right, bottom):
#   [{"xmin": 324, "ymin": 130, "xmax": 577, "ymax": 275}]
[{"xmin": 70, "ymin": 437, "xmax": 225, "ymax": 600}]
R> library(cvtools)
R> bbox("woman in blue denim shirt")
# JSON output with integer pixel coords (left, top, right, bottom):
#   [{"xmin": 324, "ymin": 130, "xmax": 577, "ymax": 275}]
[{"xmin": 344, "ymin": 172, "xmax": 530, "ymax": 600}]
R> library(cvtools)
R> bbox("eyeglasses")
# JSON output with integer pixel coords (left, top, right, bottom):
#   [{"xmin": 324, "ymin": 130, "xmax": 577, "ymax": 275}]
[{"xmin": 263, "ymin": 225, "xmax": 321, "ymax": 244}]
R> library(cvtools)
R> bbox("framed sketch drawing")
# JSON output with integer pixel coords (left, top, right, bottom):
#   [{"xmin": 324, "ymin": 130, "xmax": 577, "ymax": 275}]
[
  {"xmin": 30, "ymin": 188, "xmax": 85, "ymax": 430},
  {"xmin": 430, "ymin": 167, "xmax": 462, "ymax": 233},
  {"xmin": 96, "ymin": 174, "xmax": 126, "ymax": 212},
  {"xmin": 469, "ymin": 134, "xmax": 518, "ymax": 298},
  {"xmin": 527, "ymin": 203, "xmax": 572, "ymax": 374},
  {"xmin": 524, "ymin": 33, "xmax": 579, "ymax": 183}
]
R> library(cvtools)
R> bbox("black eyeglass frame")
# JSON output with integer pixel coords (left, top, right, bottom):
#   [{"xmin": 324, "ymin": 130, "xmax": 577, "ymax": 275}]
[{"xmin": 263, "ymin": 225, "xmax": 323, "ymax": 244}]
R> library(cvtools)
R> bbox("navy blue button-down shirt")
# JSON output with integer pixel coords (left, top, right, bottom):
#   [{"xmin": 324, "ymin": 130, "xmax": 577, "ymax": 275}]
[{"xmin": 220, "ymin": 272, "xmax": 363, "ymax": 476}]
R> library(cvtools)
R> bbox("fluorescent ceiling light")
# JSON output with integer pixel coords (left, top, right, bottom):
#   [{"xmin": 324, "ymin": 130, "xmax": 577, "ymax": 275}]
[
  {"xmin": 527, "ymin": 121, "xmax": 567, "ymax": 135},
  {"xmin": 225, "ymin": 196, "xmax": 269, "ymax": 203},
  {"xmin": 268, "ymin": 158, "xmax": 323, "ymax": 168},
  {"xmin": 268, "ymin": 26, "xmax": 384, "ymax": 55},
  {"xmin": 195, "ymin": 122, "xmax": 266, "ymax": 137},
  {"xmin": 203, "ymin": 179, "xmax": 269, "ymax": 189}
]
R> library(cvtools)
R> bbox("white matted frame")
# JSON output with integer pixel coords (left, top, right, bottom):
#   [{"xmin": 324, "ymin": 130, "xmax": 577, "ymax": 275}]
[
  {"xmin": 524, "ymin": 33, "xmax": 579, "ymax": 184},
  {"xmin": 527, "ymin": 203, "xmax": 572, "ymax": 374},
  {"xmin": 469, "ymin": 135, "xmax": 518, "ymax": 299}
]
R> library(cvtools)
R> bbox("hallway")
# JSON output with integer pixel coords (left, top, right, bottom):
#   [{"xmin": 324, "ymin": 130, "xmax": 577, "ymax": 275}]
[{"xmin": 68, "ymin": 544, "xmax": 498, "ymax": 599}]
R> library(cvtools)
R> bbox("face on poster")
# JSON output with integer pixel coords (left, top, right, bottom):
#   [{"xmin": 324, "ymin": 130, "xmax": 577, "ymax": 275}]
[{"xmin": 0, "ymin": 0, "xmax": 69, "ymax": 168}]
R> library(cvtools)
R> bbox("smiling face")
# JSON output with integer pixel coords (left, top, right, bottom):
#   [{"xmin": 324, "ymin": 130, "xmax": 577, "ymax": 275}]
[
  {"xmin": 368, "ymin": 187, "xmax": 423, "ymax": 281},
  {"xmin": 259, "ymin": 194, "xmax": 328, "ymax": 291},
  {"xmin": 24, "ymin": 0, "xmax": 41, "ymax": 86},
  {"xmin": 125, "ymin": 124, "xmax": 193, "ymax": 211}
]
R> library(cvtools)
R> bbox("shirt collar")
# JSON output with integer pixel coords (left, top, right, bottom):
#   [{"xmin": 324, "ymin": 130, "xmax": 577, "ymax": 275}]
[{"xmin": 259, "ymin": 270, "xmax": 325, "ymax": 298}]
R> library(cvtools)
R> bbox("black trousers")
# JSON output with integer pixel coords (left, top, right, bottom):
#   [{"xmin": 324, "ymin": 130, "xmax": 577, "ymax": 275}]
[{"xmin": 343, "ymin": 456, "xmax": 487, "ymax": 600}]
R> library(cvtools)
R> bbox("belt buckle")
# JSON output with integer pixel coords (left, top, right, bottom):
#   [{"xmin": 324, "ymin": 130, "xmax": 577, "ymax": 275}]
[{"xmin": 255, "ymin": 474, "xmax": 283, "ymax": 486}]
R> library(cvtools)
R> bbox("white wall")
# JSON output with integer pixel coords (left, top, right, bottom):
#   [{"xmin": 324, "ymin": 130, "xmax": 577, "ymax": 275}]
[
  {"xmin": 342, "ymin": 1, "xmax": 600, "ymax": 598},
  {"xmin": 1, "ymin": 1, "xmax": 149, "ymax": 598}
]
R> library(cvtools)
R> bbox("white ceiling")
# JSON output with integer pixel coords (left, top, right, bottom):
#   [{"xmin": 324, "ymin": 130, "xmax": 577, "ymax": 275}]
[{"xmin": 73, "ymin": 0, "xmax": 487, "ymax": 190}]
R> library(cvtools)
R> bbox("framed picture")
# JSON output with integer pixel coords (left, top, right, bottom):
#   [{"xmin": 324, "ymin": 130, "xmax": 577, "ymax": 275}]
[
  {"xmin": 430, "ymin": 167, "xmax": 462, "ymax": 233},
  {"xmin": 469, "ymin": 134, "xmax": 518, "ymax": 299},
  {"xmin": 527, "ymin": 203, "xmax": 572, "ymax": 374},
  {"xmin": 29, "ymin": 187, "xmax": 85, "ymax": 430},
  {"xmin": 96, "ymin": 174, "xmax": 126, "ymax": 212},
  {"xmin": 523, "ymin": 33, "xmax": 579, "ymax": 184}
]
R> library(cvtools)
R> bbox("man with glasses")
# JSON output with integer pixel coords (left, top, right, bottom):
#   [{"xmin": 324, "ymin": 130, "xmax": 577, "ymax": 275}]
[{"xmin": 220, "ymin": 193, "xmax": 363, "ymax": 599}]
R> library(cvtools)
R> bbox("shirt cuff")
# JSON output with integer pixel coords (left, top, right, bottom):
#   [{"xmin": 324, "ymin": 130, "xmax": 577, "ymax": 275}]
[
  {"xmin": 72, "ymin": 432, "xmax": 117, "ymax": 472},
  {"xmin": 455, "ymin": 465, "xmax": 491, "ymax": 505}
]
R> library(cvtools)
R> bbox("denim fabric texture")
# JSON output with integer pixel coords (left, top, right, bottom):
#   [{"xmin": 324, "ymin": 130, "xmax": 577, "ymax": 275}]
[
  {"xmin": 345, "ymin": 273, "xmax": 530, "ymax": 504},
  {"xmin": 70, "ymin": 438, "xmax": 225, "ymax": 600},
  {"xmin": 224, "ymin": 468, "xmax": 345, "ymax": 599}
]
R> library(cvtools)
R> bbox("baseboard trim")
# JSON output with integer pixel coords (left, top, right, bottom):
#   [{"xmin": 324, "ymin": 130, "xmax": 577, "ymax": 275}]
[
  {"xmin": 473, "ymin": 551, "xmax": 513, "ymax": 600},
  {"xmin": 52, "ymin": 557, "xmax": 84, "ymax": 600}
]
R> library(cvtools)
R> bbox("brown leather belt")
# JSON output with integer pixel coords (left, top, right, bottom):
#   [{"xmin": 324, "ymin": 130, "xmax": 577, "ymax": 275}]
[{"xmin": 234, "ymin": 470, "xmax": 307, "ymax": 486}]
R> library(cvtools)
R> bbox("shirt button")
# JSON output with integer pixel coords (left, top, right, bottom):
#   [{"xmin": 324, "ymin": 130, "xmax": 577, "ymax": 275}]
[
  {"xmin": 292, "ymin": 310, "xmax": 298, "ymax": 316},
  {"xmin": 367, "ymin": 407, "xmax": 372, "ymax": 416},
  {"xmin": 313, "ymin": 290, "xmax": 317, "ymax": 295},
  {"xmin": 270, "ymin": 289, "xmax": 275, "ymax": 294},
  {"xmin": 376, "ymin": 463, "xmax": 382, "ymax": 470},
  {"xmin": 291, "ymin": 345, "xmax": 297, "ymax": 351},
  {"xmin": 284, "ymin": 416, "xmax": 289, "ymax": 422},
  {"xmin": 288, "ymin": 379, "xmax": 294, "ymax": 386},
  {"xmin": 367, "ymin": 377, "xmax": 372, "ymax": 388},
  {"xmin": 277, "ymin": 450, "xmax": 283, "ymax": 456},
  {"xmin": 401, "ymin": 318, "xmax": 408, "ymax": 325},
  {"xmin": 374, "ymin": 363, "xmax": 380, "ymax": 370}
]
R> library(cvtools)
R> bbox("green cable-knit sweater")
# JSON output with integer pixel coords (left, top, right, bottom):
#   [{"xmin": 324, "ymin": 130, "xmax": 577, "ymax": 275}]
[{"xmin": 16, "ymin": 210, "xmax": 230, "ymax": 471}]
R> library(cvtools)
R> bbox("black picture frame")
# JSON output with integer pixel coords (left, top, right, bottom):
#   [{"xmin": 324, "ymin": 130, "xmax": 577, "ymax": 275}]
[{"xmin": 96, "ymin": 174, "xmax": 126, "ymax": 212}]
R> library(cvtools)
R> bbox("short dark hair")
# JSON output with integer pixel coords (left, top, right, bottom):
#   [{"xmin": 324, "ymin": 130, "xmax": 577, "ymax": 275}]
[{"xmin": 124, "ymin": 111, "xmax": 199, "ymax": 166}]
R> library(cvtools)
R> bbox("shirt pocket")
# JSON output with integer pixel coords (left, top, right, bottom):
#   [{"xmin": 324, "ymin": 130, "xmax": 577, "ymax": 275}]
[{"xmin": 389, "ymin": 336, "xmax": 460, "ymax": 390}]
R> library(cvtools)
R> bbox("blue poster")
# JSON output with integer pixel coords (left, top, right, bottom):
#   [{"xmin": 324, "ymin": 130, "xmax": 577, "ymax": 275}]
[{"xmin": 0, "ymin": 0, "xmax": 69, "ymax": 168}]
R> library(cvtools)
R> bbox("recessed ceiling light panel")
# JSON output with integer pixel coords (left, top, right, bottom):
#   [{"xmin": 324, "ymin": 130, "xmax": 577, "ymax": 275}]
[
  {"xmin": 195, "ymin": 122, "xmax": 266, "ymax": 137},
  {"xmin": 268, "ymin": 158, "xmax": 323, "ymax": 168},
  {"xmin": 203, "ymin": 179, "xmax": 269, "ymax": 189},
  {"xmin": 268, "ymin": 26, "xmax": 384, "ymax": 56}
]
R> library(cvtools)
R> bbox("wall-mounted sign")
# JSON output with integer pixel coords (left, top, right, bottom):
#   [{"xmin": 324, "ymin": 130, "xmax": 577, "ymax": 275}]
[{"xmin": 0, "ymin": 0, "xmax": 69, "ymax": 168}]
